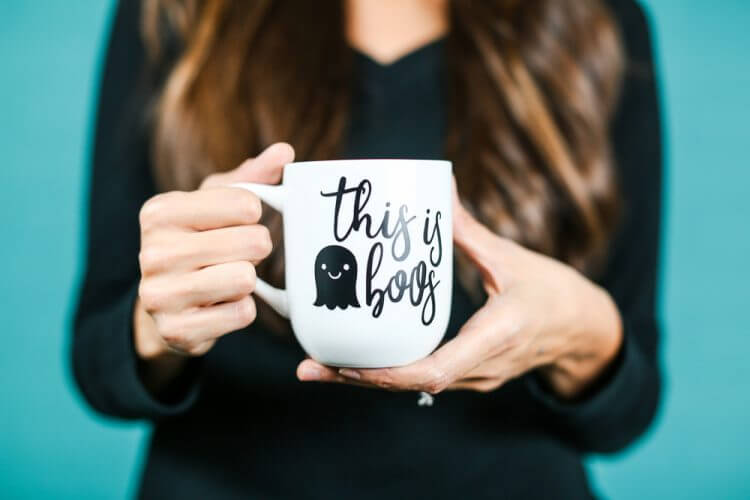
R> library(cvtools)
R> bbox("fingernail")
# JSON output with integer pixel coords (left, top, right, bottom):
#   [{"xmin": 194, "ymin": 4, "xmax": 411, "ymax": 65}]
[
  {"xmin": 338, "ymin": 368, "xmax": 361, "ymax": 380},
  {"xmin": 300, "ymin": 364, "xmax": 322, "ymax": 381}
]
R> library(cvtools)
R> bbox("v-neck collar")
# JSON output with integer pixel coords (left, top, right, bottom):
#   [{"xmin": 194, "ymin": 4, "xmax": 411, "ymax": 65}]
[{"xmin": 353, "ymin": 37, "xmax": 446, "ymax": 89}]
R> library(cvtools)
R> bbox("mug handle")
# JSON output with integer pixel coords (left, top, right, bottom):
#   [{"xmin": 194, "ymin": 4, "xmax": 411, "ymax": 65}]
[{"xmin": 230, "ymin": 182, "xmax": 289, "ymax": 318}]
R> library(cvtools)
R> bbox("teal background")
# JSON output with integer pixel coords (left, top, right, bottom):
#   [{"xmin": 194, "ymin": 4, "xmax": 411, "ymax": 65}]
[{"xmin": 1, "ymin": 1, "xmax": 748, "ymax": 498}]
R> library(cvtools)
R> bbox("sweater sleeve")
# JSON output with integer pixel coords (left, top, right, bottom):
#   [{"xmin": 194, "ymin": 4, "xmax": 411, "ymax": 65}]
[
  {"xmin": 524, "ymin": 0, "xmax": 663, "ymax": 453},
  {"xmin": 71, "ymin": 0, "xmax": 200, "ymax": 420}
]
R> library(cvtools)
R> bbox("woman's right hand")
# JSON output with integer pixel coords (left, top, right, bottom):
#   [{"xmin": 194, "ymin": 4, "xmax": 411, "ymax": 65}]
[{"xmin": 133, "ymin": 143, "xmax": 295, "ymax": 370}]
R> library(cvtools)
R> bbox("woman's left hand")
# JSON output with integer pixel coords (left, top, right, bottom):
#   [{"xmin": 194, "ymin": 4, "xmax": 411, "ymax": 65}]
[{"xmin": 297, "ymin": 183, "xmax": 623, "ymax": 398}]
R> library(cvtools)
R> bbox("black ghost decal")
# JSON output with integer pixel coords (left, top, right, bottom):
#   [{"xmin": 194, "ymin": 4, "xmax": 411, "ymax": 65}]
[{"xmin": 313, "ymin": 245, "xmax": 360, "ymax": 310}]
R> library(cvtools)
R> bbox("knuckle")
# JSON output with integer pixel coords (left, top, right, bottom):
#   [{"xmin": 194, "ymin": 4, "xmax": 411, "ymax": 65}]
[
  {"xmin": 138, "ymin": 246, "xmax": 163, "ymax": 274},
  {"xmin": 245, "ymin": 225, "xmax": 272, "ymax": 259},
  {"xmin": 256, "ymin": 225, "xmax": 273, "ymax": 257},
  {"xmin": 235, "ymin": 262, "xmax": 257, "ymax": 294},
  {"xmin": 139, "ymin": 192, "xmax": 176, "ymax": 229},
  {"xmin": 139, "ymin": 198, "xmax": 161, "ymax": 228},
  {"xmin": 423, "ymin": 378, "xmax": 447, "ymax": 395},
  {"xmin": 375, "ymin": 379, "xmax": 393, "ymax": 390},
  {"xmin": 177, "ymin": 274, "xmax": 202, "ymax": 301},
  {"xmin": 235, "ymin": 190, "xmax": 263, "ymax": 223},
  {"xmin": 250, "ymin": 195, "xmax": 263, "ymax": 222},
  {"xmin": 200, "ymin": 173, "xmax": 220, "ymax": 189},
  {"xmin": 139, "ymin": 281, "xmax": 164, "ymax": 311},
  {"xmin": 234, "ymin": 297, "xmax": 257, "ymax": 326},
  {"xmin": 374, "ymin": 369, "xmax": 395, "ymax": 390},
  {"xmin": 158, "ymin": 317, "xmax": 188, "ymax": 346},
  {"xmin": 187, "ymin": 342, "xmax": 210, "ymax": 356},
  {"xmin": 423, "ymin": 366, "xmax": 450, "ymax": 395}
]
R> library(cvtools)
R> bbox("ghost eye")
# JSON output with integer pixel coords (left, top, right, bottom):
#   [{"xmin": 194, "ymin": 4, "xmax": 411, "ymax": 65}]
[
  {"xmin": 321, "ymin": 264, "xmax": 327, "ymax": 270},
  {"xmin": 343, "ymin": 263, "xmax": 350, "ymax": 271}
]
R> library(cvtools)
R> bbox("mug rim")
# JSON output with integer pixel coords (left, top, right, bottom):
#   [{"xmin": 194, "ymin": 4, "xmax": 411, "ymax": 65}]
[{"xmin": 285, "ymin": 159, "xmax": 452, "ymax": 169}]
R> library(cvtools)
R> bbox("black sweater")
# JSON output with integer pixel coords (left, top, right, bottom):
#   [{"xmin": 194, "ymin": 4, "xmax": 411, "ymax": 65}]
[{"xmin": 73, "ymin": 1, "xmax": 662, "ymax": 498}]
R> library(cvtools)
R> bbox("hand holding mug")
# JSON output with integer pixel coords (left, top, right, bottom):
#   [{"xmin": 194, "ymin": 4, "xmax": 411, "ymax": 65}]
[
  {"xmin": 133, "ymin": 143, "xmax": 295, "ymax": 371},
  {"xmin": 299, "ymin": 184, "xmax": 623, "ymax": 398}
]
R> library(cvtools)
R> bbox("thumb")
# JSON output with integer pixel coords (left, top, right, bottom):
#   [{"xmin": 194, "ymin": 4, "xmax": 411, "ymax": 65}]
[
  {"xmin": 451, "ymin": 177, "xmax": 509, "ymax": 294},
  {"xmin": 452, "ymin": 176, "xmax": 495, "ymax": 253},
  {"xmin": 201, "ymin": 142, "xmax": 295, "ymax": 188}
]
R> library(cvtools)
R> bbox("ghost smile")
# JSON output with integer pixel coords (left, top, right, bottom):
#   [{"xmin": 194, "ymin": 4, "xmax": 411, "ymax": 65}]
[{"xmin": 327, "ymin": 271, "xmax": 342, "ymax": 280}]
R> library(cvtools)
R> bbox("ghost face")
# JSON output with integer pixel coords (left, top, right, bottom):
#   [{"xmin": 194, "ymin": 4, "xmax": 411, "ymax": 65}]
[{"xmin": 313, "ymin": 245, "xmax": 360, "ymax": 310}]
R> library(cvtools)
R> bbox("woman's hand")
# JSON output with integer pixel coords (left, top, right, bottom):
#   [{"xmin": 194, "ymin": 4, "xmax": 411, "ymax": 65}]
[
  {"xmin": 133, "ymin": 143, "xmax": 294, "ymax": 391},
  {"xmin": 297, "ymin": 182, "xmax": 623, "ymax": 398}
]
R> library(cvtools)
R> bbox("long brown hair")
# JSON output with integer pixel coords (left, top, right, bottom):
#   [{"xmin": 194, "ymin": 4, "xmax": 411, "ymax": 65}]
[{"xmin": 141, "ymin": 0, "xmax": 623, "ymax": 320}]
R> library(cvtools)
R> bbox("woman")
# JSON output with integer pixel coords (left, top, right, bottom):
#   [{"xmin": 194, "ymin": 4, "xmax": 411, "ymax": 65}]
[{"xmin": 73, "ymin": 0, "xmax": 662, "ymax": 498}]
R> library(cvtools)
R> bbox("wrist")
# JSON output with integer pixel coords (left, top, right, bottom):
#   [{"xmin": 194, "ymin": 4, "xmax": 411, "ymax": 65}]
[
  {"xmin": 133, "ymin": 298, "xmax": 192, "ymax": 396},
  {"xmin": 133, "ymin": 298, "xmax": 184, "ymax": 361},
  {"xmin": 134, "ymin": 297, "xmax": 189, "ymax": 369},
  {"xmin": 543, "ymin": 283, "xmax": 623, "ymax": 398},
  {"xmin": 134, "ymin": 298, "xmax": 165, "ymax": 359}
]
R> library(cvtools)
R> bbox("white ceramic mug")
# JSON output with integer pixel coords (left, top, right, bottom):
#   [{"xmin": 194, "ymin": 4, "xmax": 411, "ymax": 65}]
[{"xmin": 233, "ymin": 159, "xmax": 452, "ymax": 368}]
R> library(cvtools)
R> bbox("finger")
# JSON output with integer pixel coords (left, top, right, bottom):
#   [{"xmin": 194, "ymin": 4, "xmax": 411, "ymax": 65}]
[
  {"xmin": 140, "ymin": 261, "xmax": 256, "ymax": 312},
  {"xmin": 452, "ymin": 176, "xmax": 513, "ymax": 293},
  {"xmin": 140, "ymin": 188, "xmax": 263, "ymax": 232},
  {"xmin": 296, "ymin": 360, "xmax": 377, "ymax": 389},
  {"xmin": 297, "ymin": 359, "xmax": 342, "ymax": 382},
  {"xmin": 142, "ymin": 225, "xmax": 272, "ymax": 274},
  {"xmin": 450, "ymin": 309, "xmax": 539, "ymax": 386},
  {"xmin": 201, "ymin": 142, "xmax": 295, "ymax": 188},
  {"xmin": 337, "ymin": 296, "xmax": 521, "ymax": 393},
  {"xmin": 451, "ymin": 176, "xmax": 496, "ymax": 251},
  {"xmin": 193, "ymin": 225, "xmax": 273, "ymax": 266},
  {"xmin": 158, "ymin": 295, "xmax": 257, "ymax": 349},
  {"xmin": 338, "ymin": 329, "xmax": 488, "ymax": 394}
]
